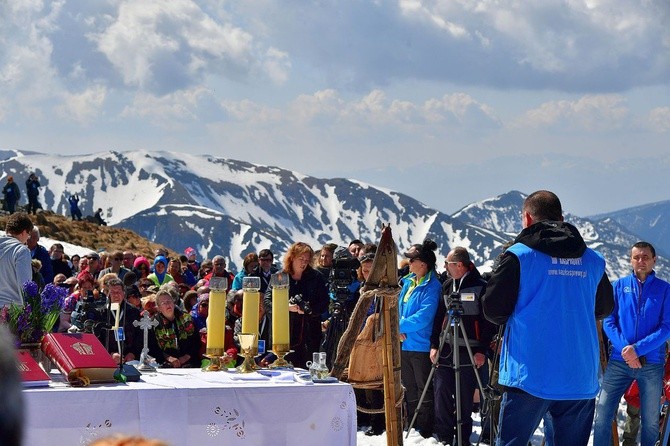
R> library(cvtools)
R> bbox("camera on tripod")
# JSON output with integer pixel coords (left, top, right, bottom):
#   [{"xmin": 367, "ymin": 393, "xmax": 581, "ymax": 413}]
[
  {"xmin": 72, "ymin": 290, "xmax": 108, "ymax": 333},
  {"xmin": 445, "ymin": 291, "xmax": 480, "ymax": 316},
  {"xmin": 329, "ymin": 249, "xmax": 360, "ymax": 314}
]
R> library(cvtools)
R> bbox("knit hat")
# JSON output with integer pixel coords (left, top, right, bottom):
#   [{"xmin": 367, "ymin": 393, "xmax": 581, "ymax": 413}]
[{"xmin": 133, "ymin": 256, "xmax": 151, "ymax": 270}]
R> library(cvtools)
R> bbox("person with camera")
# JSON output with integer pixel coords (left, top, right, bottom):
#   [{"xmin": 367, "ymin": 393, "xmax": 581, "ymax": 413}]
[
  {"xmin": 399, "ymin": 239, "xmax": 441, "ymax": 439},
  {"xmin": 66, "ymin": 270, "xmax": 104, "ymax": 333},
  {"xmin": 321, "ymin": 247, "xmax": 361, "ymax": 369},
  {"xmin": 264, "ymin": 242, "xmax": 329, "ymax": 369},
  {"xmin": 430, "ymin": 247, "xmax": 496, "ymax": 445},
  {"xmin": 482, "ymin": 190, "xmax": 614, "ymax": 445},
  {"xmin": 593, "ymin": 241, "xmax": 670, "ymax": 446}
]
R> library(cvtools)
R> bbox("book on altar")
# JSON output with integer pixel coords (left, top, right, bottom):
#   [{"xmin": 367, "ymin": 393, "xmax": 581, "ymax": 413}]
[
  {"xmin": 16, "ymin": 350, "xmax": 51, "ymax": 387},
  {"xmin": 41, "ymin": 333, "xmax": 118, "ymax": 385}
]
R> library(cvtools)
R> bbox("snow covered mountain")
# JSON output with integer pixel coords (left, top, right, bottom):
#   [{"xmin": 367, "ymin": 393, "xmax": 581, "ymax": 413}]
[
  {"xmin": 590, "ymin": 200, "xmax": 670, "ymax": 259},
  {"xmin": 1, "ymin": 150, "xmax": 510, "ymax": 271},
  {"xmin": 452, "ymin": 191, "xmax": 670, "ymax": 279},
  {"xmin": 1, "ymin": 150, "xmax": 665, "ymax": 278}
]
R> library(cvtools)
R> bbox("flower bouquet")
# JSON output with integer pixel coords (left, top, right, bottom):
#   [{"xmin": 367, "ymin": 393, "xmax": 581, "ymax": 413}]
[{"xmin": 1, "ymin": 281, "xmax": 68, "ymax": 345}]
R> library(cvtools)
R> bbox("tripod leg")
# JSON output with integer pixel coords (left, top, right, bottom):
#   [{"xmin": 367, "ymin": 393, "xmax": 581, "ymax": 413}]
[{"xmin": 406, "ymin": 313, "xmax": 454, "ymax": 438}]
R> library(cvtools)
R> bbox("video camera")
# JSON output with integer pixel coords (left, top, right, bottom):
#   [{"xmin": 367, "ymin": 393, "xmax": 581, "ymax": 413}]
[
  {"xmin": 329, "ymin": 248, "xmax": 360, "ymax": 314},
  {"xmin": 71, "ymin": 290, "xmax": 109, "ymax": 335},
  {"xmin": 445, "ymin": 291, "xmax": 480, "ymax": 316}
]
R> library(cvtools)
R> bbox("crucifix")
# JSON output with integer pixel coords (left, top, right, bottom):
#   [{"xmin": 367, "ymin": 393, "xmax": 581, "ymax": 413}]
[{"xmin": 133, "ymin": 312, "xmax": 159, "ymax": 372}]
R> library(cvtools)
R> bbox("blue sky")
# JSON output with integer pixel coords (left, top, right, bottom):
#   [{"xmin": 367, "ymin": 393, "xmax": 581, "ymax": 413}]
[{"xmin": 1, "ymin": 0, "xmax": 668, "ymax": 216}]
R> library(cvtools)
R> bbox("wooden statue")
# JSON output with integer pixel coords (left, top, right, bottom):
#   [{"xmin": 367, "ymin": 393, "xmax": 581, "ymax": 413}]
[{"xmin": 331, "ymin": 225, "xmax": 403, "ymax": 445}]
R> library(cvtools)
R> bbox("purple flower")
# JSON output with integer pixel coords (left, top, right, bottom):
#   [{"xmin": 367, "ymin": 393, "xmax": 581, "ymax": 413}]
[
  {"xmin": 17, "ymin": 305, "xmax": 31, "ymax": 333},
  {"xmin": 23, "ymin": 281, "xmax": 39, "ymax": 299},
  {"xmin": 40, "ymin": 284, "xmax": 67, "ymax": 313}
]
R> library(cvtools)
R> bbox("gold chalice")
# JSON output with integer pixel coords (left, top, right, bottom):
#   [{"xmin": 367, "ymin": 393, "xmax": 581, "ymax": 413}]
[{"xmin": 236, "ymin": 333, "xmax": 258, "ymax": 373}]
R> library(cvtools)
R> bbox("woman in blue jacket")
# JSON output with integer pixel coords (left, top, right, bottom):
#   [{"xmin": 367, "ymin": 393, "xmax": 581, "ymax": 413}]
[{"xmin": 398, "ymin": 239, "xmax": 441, "ymax": 438}]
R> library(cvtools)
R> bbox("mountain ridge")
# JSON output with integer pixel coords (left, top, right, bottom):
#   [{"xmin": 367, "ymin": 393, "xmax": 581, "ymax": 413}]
[{"xmin": 2, "ymin": 150, "xmax": 667, "ymax": 278}]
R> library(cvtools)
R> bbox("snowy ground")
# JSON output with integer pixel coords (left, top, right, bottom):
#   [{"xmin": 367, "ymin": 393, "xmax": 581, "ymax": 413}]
[{"xmin": 355, "ymin": 402, "xmax": 628, "ymax": 445}]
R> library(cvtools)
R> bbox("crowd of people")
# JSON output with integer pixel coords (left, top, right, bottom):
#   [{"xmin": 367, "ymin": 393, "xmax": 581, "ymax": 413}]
[{"xmin": 2, "ymin": 187, "xmax": 670, "ymax": 445}]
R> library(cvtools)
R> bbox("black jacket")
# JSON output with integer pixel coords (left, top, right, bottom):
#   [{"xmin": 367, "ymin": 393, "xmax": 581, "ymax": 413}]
[
  {"xmin": 482, "ymin": 220, "xmax": 614, "ymax": 326},
  {"xmin": 263, "ymin": 267, "xmax": 329, "ymax": 367},
  {"xmin": 430, "ymin": 267, "xmax": 497, "ymax": 364}
]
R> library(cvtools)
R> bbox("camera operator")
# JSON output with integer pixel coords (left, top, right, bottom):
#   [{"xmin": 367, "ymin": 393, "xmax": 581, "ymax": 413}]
[
  {"xmin": 315, "ymin": 243, "xmax": 338, "ymax": 282},
  {"xmin": 263, "ymin": 242, "xmax": 329, "ymax": 369},
  {"xmin": 430, "ymin": 247, "xmax": 497, "ymax": 446},
  {"xmin": 321, "ymin": 247, "xmax": 361, "ymax": 368},
  {"xmin": 70, "ymin": 271, "xmax": 108, "ymax": 335}
]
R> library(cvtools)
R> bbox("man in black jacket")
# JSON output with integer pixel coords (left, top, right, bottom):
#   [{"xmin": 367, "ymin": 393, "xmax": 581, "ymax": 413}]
[{"xmin": 430, "ymin": 247, "xmax": 497, "ymax": 445}]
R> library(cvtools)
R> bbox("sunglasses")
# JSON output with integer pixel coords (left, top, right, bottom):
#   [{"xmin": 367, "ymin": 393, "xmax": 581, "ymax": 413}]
[{"xmin": 200, "ymin": 303, "xmax": 209, "ymax": 308}]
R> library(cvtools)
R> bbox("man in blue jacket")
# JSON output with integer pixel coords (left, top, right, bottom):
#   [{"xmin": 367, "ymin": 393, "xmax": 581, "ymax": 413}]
[
  {"xmin": 482, "ymin": 190, "xmax": 614, "ymax": 445},
  {"xmin": 594, "ymin": 241, "xmax": 670, "ymax": 446}
]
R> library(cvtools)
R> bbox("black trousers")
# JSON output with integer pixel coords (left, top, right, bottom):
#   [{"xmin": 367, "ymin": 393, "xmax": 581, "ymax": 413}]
[
  {"xmin": 433, "ymin": 358, "xmax": 481, "ymax": 445},
  {"xmin": 401, "ymin": 350, "xmax": 434, "ymax": 437}
]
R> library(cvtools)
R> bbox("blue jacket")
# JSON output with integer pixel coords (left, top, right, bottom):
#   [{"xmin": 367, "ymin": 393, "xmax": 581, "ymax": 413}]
[
  {"xmin": 604, "ymin": 271, "xmax": 670, "ymax": 364},
  {"xmin": 398, "ymin": 270, "xmax": 440, "ymax": 352},
  {"xmin": 499, "ymin": 242, "xmax": 606, "ymax": 399}
]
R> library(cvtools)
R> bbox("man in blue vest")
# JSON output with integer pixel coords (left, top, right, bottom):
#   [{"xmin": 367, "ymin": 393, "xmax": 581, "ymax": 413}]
[
  {"xmin": 593, "ymin": 241, "xmax": 670, "ymax": 446},
  {"xmin": 482, "ymin": 190, "xmax": 614, "ymax": 445}
]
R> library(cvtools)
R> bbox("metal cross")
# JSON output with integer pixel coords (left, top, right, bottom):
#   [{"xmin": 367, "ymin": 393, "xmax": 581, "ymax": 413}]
[{"xmin": 133, "ymin": 312, "xmax": 159, "ymax": 370}]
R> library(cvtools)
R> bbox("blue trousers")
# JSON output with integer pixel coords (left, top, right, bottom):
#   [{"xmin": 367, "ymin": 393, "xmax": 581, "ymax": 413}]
[
  {"xmin": 593, "ymin": 360, "xmax": 663, "ymax": 446},
  {"xmin": 495, "ymin": 389, "xmax": 595, "ymax": 446}
]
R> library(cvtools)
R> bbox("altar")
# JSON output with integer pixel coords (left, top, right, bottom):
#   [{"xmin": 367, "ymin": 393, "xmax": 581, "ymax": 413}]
[{"xmin": 23, "ymin": 368, "xmax": 357, "ymax": 446}]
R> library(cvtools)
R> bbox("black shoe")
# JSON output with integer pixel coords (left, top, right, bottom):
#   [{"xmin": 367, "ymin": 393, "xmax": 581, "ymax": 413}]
[{"xmin": 364, "ymin": 426, "xmax": 385, "ymax": 436}]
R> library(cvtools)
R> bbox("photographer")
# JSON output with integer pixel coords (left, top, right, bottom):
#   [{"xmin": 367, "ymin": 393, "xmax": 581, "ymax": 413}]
[
  {"xmin": 263, "ymin": 242, "xmax": 329, "ymax": 369},
  {"xmin": 69, "ymin": 271, "xmax": 107, "ymax": 334},
  {"xmin": 430, "ymin": 246, "xmax": 497, "ymax": 446},
  {"xmin": 321, "ymin": 247, "xmax": 361, "ymax": 368}
]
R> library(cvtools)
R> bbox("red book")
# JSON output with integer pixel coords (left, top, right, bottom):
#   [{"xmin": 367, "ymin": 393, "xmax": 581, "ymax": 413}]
[
  {"xmin": 41, "ymin": 333, "xmax": 118, "ymax": 385},
  {"xmin": 16, "ymin": 350, "xmax": 51, "ymax": 387}
]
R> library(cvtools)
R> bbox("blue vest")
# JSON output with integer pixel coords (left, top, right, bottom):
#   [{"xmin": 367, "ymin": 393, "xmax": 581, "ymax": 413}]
[{"xmin": 499, "ymin": 243, "xmax": 606, "ymax": 399}]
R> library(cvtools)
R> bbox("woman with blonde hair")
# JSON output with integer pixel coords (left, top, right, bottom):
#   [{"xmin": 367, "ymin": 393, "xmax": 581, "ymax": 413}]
[{"xmin": 264, "ymin": 242, "xmax": 329, "ymax": 368}]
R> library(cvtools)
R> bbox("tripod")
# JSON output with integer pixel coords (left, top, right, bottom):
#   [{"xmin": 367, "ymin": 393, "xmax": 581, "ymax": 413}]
[{"xmin": 408, "ymin": 296, "xmax": 494, "ymax": 445}]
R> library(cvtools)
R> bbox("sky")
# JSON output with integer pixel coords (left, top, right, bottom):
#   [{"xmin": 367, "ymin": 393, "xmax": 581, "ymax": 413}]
[{"xmin": 1, "ymin": 0, "xmax": 669, "ymax": 216}]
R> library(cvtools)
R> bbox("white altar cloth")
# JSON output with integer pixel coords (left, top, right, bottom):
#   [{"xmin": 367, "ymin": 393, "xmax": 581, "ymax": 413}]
[{"xmin": 23, "ymin": 369, "xmax": 356, "ymax": 446}]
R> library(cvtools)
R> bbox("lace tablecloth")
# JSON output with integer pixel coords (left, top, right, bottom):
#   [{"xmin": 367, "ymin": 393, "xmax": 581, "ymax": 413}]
[{"xmin": 23, "ymin": 368, "xmax": 356, "ymax": 446}]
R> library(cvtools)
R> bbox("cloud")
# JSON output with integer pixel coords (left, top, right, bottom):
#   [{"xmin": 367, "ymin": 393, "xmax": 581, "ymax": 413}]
[
  {"xmin": 90, "ymin": 0, "xmax": 287, "ymax": 94},
  {"xmin": 515, "ymin": 95, "xmax": 629, "ymax": 131},
  {"xmin": 121, "ymin": 86, "xmax": 215, "ymax": 127},
  {"xmin": 647, "ymin": 107, "xmax": 670, "ymax": 132},
  {"xmin": 56, "ymin": 85, "xmax": 107, "ymax": 124},
  {"xmin": 236, "ymin": 0, "xmax": 670, "ymax": 92}
]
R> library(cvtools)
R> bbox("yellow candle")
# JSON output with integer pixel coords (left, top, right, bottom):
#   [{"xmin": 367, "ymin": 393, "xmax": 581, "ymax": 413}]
[
  {"xmin": 272, "ymin": 286, "xmax": 290, "ymax": 346},
  {"xmin": 206, "ymin": 290, "xmax": 226, "ymax": 351},
  {"xmin": 241, "ymin": 290, "xmax": 260, "ymax": 335}
]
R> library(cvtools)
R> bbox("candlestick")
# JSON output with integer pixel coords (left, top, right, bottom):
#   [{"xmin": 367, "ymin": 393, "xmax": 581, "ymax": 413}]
[
  {"xmin": 241, "ymin": 277, "xmax": 261, "ymax": 337},
  {"xmin": 206, "ymin": 277, "xmax": 228, "ymax": 354},
  {"xmin": 269, "ymin": 272, "xmax": 293, "ymax": 368},
  {"xmin": 270, "ymin": 272, "xmax": 290, "ymax": 347}
]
